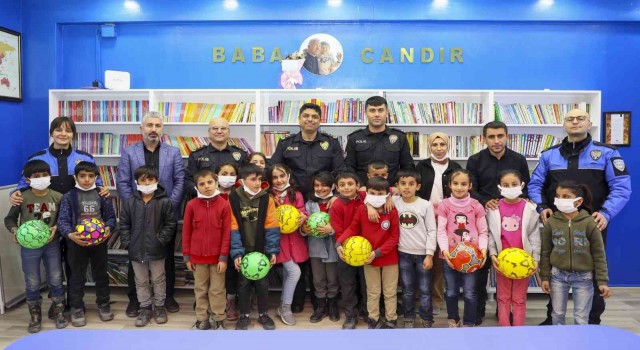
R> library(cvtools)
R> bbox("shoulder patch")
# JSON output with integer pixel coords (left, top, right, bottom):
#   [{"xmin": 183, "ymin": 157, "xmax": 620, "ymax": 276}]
[
  {"xmin": 541, "ymin": 144, "xmax": 562, "ymax": 153},
  {"xmin": 593, "ymin": 141, "xmax": 618, "ymax": 150},
  {"xmin": 389, "ymin": 127, "xmax": 406, "ymax": 135},
  {"xmin": 611, "ymin": 157, "xmax": 629, "ymax": 176},
  {"xmin": 75, "ymin": 149, "xmax": 94, "ymax": 158},
  {"xmin": 27, "ymin": 149, "xmax": 47, "ymax": 160}
]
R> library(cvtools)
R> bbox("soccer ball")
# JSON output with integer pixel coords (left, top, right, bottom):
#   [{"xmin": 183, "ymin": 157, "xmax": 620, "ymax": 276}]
[
  {"xmin": 305, "ymin": 212, "xmax": 331, "ymax": 238},
  {"xmin": 241, "ymin": 252, "xmax": 271, "ymax": 281},
  {"xmin": 276, "ymin": 204, "xmax": 301, "ymax": 234},
  {"xmin": 342, "ymin": 236, "xmax": 373, "ymax": 267},
  {"xmin": 16, "ymin": 220, "xmax": 51, "ymax": 249},
  {"xmin": 449, "ymin": 241, "xmax": 484, "ymax": 273},
  {"xmin": 497, "ymin": 247, "xmax": 536, "ymax": 279},
  {"xmin": 75, "ymin": 218, "xmax": 107, "ymax": 246}
]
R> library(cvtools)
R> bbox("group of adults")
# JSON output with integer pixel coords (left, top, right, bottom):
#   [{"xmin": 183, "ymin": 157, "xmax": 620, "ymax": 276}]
[{"xmin": 11, "ymin": 96, "xmax": 630, "ymax": 326}]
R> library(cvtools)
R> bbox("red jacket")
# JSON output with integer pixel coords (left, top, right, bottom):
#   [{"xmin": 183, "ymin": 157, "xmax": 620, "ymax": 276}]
[
  {"xmin": 182, "ymin": 195, "xmax": 231, "ymax": 265},
  {"xmin": 275, "ymin": 191, "xmax": 309, "ymax": 264},
  {"xmin": 329, "ymin": 192, "xmax": 366, "ymax": 242},
  {"xmin": 339, "ymin": 206, "xmax": 400, "ymax": 267}
]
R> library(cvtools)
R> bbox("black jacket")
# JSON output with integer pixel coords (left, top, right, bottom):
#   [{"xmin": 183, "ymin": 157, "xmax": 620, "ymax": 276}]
[
  {"xmin": 185, "ymin": 144, "xmax": 248, "ymax": 198},
  {"xmin": 415, "ymin": 159, "xmax": 462, "ymax": 200},
  {"xmin": 120, "ymin": 186, "xmax": 177, "ymax": 262}
]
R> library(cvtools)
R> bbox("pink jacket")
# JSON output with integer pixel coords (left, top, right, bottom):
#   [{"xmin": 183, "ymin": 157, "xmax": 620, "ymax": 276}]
[
  {"xmin": 436, "ymin": 194, "xmax": 488, "ymax": 259},
  {"xmin": 275, "ymin": 190, "xmax": 309, "ymax": 264}
]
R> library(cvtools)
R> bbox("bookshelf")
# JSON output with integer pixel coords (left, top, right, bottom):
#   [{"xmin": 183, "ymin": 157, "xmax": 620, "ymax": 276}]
[{"xmin": 50, "ymin": 89, "xmax": 601, "ymax": 293}]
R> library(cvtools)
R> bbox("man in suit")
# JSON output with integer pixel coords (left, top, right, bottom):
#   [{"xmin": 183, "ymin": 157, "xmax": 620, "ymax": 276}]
[
  {"xmin": 117, "ymin": 111, "xmax": 185, "ymax": 316},
  {"xmin": 303, "ymin": 38, "xmax": 320, "ymax": 75}
]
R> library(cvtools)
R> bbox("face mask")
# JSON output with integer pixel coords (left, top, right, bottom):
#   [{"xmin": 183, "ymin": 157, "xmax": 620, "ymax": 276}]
[
  {"xmin": 240, "ymin": 180, "xmax": 259, "ymax": 197},
  {"xmin": 273, "ymin": 174, "xmax": 291, "ymax": 192},
  {"xmin": 75, "ymin": 183, "xmax": 96, "ymax": 191},
  {"xmin": 29, "ymin": 176, "xmax": 51, "ymax": 190},
  {"xmin": 554, "ymin": 197, "xmax": 582, "ymax": 214},
  {"xmin": 431, "ymin": 153, "xmax": 448, "ymax": 162},
  {"xmin": 136, "ymin": 183, "xmax": 157, "ymax": 195},
  {"xmin": 498, "ymin": 183, "xmax": 523, "ymax": 200},
  {"xmin": 218, "ymin": 175, "xmax": 237, "ymax": 189},
  {"xmin": 364, "ymin": 194, "xmax": 388, "ymax": 208},
  {"xmin": 197, "ymin": 189, "xmax": 220, "ymax": 199}
]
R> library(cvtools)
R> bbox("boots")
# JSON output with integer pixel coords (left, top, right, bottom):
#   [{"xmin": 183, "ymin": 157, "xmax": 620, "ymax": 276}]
[
  {"xmin": 328, "ymin": 297, "xmax": 340, "ymax": 322},
  {"xmin": 51, "ymin": 298, "xmax": 68, "ymax": 329},
  {"xmin": 310, "ymin": 298, "xmax": 328, "ymax": 323},
  {"xmin": 225, "ymin": 295, "xmax": 239, "ymax": 321},
  {"xmin": 27, "ymin": 301, "xmax": 42, "ymax": 333}
]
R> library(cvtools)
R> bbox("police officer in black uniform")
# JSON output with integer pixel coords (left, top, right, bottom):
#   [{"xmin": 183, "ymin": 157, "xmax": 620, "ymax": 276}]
[
  {"xmin": 185, "ymin": 118, "xmax": 248, "ymax": 198},
  {"xmin": 345, "ymin": 96, "xmax": 415, "ymax": 186},
  {"xmin": 269, "ymin": 102, "xmax": 346, "ymax": 199}
]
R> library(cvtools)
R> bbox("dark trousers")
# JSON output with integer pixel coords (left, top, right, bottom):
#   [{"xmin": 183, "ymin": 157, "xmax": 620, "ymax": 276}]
[
  {"xmin": 60, "ymin": 237, "xmax": 73, "ymax": 304},
  {"xmin": 337, "ymin": 259, "xmax": 367, "ymax": 318},
  {"xmin": 225, "ymin": 263, "xmax": 239, "ymax": 296},
  {"xmin": 67, "ymin": 241, "xmax": 110, "ymax": 310},
  {"xmin": 545, "ymin": 228, "xmax": 608, "ymax": 324},
  {"xmin": 128, "ymin": 231, "xmax": 176, "ymax": 303},
  {"xmin": 238, "ymin": 274, "xmax": 270, "ymax": 315},
  {"xmin": 475, "ymin": 257, "xmax": 491, "ymax": 320},
  {"xmin": 293, "ymin": 260, "xmax": 317, "ymax": 308}
]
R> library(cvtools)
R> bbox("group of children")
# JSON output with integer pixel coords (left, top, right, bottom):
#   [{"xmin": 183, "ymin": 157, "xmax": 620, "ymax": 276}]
[{"xmin": 5, "ymin": 150, "xmax": 610, "ymax": 333}]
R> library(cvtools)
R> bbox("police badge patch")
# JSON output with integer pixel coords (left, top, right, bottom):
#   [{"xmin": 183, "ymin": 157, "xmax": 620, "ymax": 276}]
[
  {"xmin": 320, "ymin": 141, "xmax": 329, "ymax": 150},
  {"xmin": 233, "ymin": 152, "xmax": 241, "ymax": 161},
  {"xmin": 612, "ymin": 157, "xmax": 629, "ymax": 176},
  {"xmin": 590, "ymin": 150, "xmax": 602, "ymax": 161},
  {"xmin": 389, "ymin": 135, "xmax": 398, "ymax": 144}
]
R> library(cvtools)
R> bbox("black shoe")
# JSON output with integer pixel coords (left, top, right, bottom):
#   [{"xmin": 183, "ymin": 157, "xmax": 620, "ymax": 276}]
[
  {"xmin": 327, "ymin": 297, "xmax": 340, "ymax": 322},
  {"xmin": 342, "ymin": 316, "xmax": 357, "ymax": 329},
  {"xmin": 310, "ymin": 299, "xmax": 328, "ymax": 323},
  {"xmin": 291, "ymin": 303, "xmax": 304, "ymax": 313},
  {"xmin": 98, "ymin": 303, "xmax": 114, "ymax": 322},
  {"xmin": 213, "ymin": 320, "xmax": 226, "ymax": 330},
  {"xmin": 539, "ymin": 318, "xmax": 553, "ymax": 326},
  {"xmin": 154, "ymin": 306, "xmax": 168, "ymax": 324},
  {"xmin": 165, "ymin": 297, "xmax": 180, "ymax": 313},
  {"xmin": 126, "ymin": 301, "xmax": 140, "ymax": 318},
  {"xmin": 367, "ymin": 318, "xmax": 382, "ymax": 329},
  {"xmin": 195, "ymin": 320, "xmax": 211, "ymax": 330},
  {"xmin": 383, "ymin": 320, "xmax": 397, "ymax": 329},
  {"xmin": 258, "ymin": 313, "xmax": 276, "ymax": 330},
  {"xmin": 235, "ymin": 314, "xmax": 251, "ymax": 330}
]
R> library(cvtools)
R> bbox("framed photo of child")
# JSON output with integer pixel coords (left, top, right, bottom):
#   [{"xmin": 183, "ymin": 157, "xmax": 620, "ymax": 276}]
[{"xmin": 299, "ymin": 33, "xmax": 343, "ymax": 76}]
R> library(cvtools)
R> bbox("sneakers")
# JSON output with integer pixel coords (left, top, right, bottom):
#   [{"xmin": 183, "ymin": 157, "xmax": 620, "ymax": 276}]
[
  {"xmin": 51, "ymin": 302, "xmax": 69, "ymax": 329},
  {"xmin": 342, "ymin": 316, "xmax": 358, "ymax": 329},
  {"xmin": 382, "ymin": 320, "xmax": 397, "ymax": 329},
  {"xmin": 448, "ymin": 319, "xmax": 462, "ymax": 328},
  {"xmin": 126, "ymin": 301, "xmax": 140, "ymax": 318},
  {"xmin": 367, "ymin": 318, "xmax": 382, "ymax": 329},
  {"xmin": 27, "ymin": 301, "xmax": 42, "ymax": 333},
  {"xmin": 165, "ymin": 297, "xmax": 180, "ymax": 313},
  {"xmin": 135, "ymin": 307, "xmax": 153, "ymax": 327},
  {"xmin": 420, "ymin": 319, "xmax": 434, "ymax": 328},
  {"xmin": 403, "ymin": 319, "xmax": 415, "ymax": 329},
  {"xmin": 327, "ymin": 297, "xmax": 340, "ymax": 322},
  {"xmin": 309, "ymin": 299, "xmax": 328, "ymax": 323},
  {"xmin": 154, "ymin": 306, "xmax": 168, "ymax": 324},
  {"xmin": 212, "ymin": 320, "xmax": 226, "ymax": 330},
  {"xmin": 235, "ymin": 314, "xmax": 251, "ymax": 330},
  {"xmin": 98, "ymin": 303, "xmax": 114, "ymax": 322},
  {"xmin": 258, "ymin": 313, "xmax": 276, "ymax": 330},
  {"xmin": 195, "ymin": 320, "xmax": 211, "ymax": 330},
  {"xmin": 71, "ymin": 309, "xmax": 86, "ymax": 327},
  {"xmin": 225, "ymin": 296, "xmax": 239, "ymax": 321},
  {"xmin": 277, "ymin": 304, "xmax": 296, "ymax": 326}
]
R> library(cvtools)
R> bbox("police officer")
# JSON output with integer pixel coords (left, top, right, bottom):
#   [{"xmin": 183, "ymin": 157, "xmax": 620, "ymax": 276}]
[
  {"xmin": 529, "ymin": 108, "xmax": 631, "ymax": 325},
  {"xmin": 185, "ymin": 118, "xmax": 248, "ymax": 198},
  {"xmin": 344, "ymin": 96, "xmax": 415, "ymax": 186},
  {"xmin": 269, "ymin": 102, "xmax": 346, "ymax": 199}
]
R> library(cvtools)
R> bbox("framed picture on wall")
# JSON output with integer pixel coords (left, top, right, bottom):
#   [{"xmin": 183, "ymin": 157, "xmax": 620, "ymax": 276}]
[
  {"xmin": 603, "ymin": 111, "xmax": 631, "ymax": 146},
  {"xmin": 0, "ymin": 26, "xmax": 22, "ymax": 102}
]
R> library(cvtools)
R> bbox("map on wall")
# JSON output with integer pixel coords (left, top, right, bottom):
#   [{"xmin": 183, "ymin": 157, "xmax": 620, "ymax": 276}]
[{"xmin": 0, "ymin": 27, "xmax": 21, "ymax": 101}]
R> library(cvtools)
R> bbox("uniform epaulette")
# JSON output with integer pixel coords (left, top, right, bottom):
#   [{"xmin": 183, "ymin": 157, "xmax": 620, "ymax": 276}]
[
  {"xmin": 389, "ymin": 127, "xmax": 406, "ymax": 134},
  {"xmin": 27, "ymin": 149, "xmax": 47, "ymax": 159},
  {"xmin": 593, "ymin": 141, "xmax": 618, "ymax": 150},
  {"xmin": 541, "ymin": 144, "xmax": 562, "ymax": 153},
  {"xmin": 347, "ymin": 129, "xmax": 363, "ymax": 137},
  {"xmin": 319, "ymin": 132, "xmax": 336, "ymax": 139},
  {"xmin": 193, "ymin": 144, "xmax": 209, "ymax": 152},
  {"xmin": 76, "ymin": 149, "xmax": 94, "ymax": 158}
]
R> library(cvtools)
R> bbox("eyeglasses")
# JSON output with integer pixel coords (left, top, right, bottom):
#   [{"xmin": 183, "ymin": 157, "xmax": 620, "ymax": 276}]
[
  {"xmin": 210, "ymin": 127, "xmax": 229, "ymax": 132},
  {"xmin": 564, "ymin": 116, "xmax": 589, "ymax": 123}
]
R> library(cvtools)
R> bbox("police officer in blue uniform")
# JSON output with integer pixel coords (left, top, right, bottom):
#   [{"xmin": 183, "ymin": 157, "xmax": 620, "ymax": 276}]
[
  {"xmin": 529, "ymin": 108, "xmax": 631, "ymax": 325},
  {"xmin": 344, "ymin": 96, "xmax": 415, "ymax": 186}
]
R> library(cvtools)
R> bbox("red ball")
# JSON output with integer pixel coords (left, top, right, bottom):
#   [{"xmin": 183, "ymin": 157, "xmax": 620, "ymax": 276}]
[{"xmin": 449, "ymin": 241, "xmax": 484, "ymax": 273}]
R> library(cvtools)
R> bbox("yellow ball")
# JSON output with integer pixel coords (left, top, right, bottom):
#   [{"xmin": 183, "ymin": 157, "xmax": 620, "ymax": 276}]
[
  {"xmin": 342, "ymin": 236, "xmax": 373, "ymax": 267},
  {"xmin": 276, "ymin": 204, "xmax": 301, "ymax": 234},
  {"xmin": 497, "ymin": 247, "xmax": 536, "ymax": 279}
]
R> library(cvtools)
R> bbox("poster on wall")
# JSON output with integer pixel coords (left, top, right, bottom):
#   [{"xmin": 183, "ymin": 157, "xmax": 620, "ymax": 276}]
[
  {"xmin": 300, "ymin": 34, "xmax": 343, "ymax": 76},
  {"xmin": 603, "ymin": 111, "xmax": 631, "ymax": 146},
  {"xmin": 0, "ymin": 26, "xmax": 22, "ymax": 102}
]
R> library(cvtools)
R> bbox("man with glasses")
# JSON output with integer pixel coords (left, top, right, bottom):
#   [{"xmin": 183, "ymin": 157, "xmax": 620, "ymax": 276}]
[
  {"xmin": 529, "ymin": 108, "xmax": 631, "ymax": 325},
  {"xmin": 185, "ymin": 118, "xmax": 248, "ymax": 198}
]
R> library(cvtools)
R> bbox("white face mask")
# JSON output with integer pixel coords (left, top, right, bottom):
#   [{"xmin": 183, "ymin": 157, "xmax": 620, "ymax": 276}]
[
  {"xmin": 29, "ymin": 176, "xmax": 51, "ymax": 191},
  {"xmin": 75, "ymin": 183, "xmax": 96, "ymax": 191},
  {"xmin": 273, "ymin": 174, "xmax": 291, "ymax": 192},
  {"xmin": 431, "ymin": 153, "xmax": 448, "ymax": 162},
  {"xmin": 498, "ymin": 183, "xmax": 524, "ymax": 200},
  {"xmin": 240, "ymin": 180, "xmax": 260, "ymax": 197},
  {"xmin": 136, "ymin": 182, "xmax": 157, "ymax": 195},
  {"xmin": 218, "ymin": 175, "xmax": 237, "ymax": 189},
  {"xmin": 315, "ymin": 187, "xmax": 334, "ymax": 200},
  {"xmin": 364, "ymin": 194, "xmax": 388, "ymax": 208},
  {"xmin": 197, "ymin": 189, "xmax": 220, "ymax": 199},
  {"xmin": 554, "ymin": 197, "xmax": 582, "ymax": 214}
]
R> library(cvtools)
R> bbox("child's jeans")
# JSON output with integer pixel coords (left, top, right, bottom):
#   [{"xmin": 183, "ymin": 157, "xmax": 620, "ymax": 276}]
[
  {"xmin": 131, "ymin": 259, "xmax": 166, "ymax": 309},
  {"xmin": 399, "ymin": 252, "xmax": 433, "ymax": 321},
  {"xmin": 363, "ymin": 264, "xmax": 399, "ymax": 322},
  {"xmin": 496, "ymin": 272, "xmax": 529, "ymax": 326},
  {"xmin": 21, "ymin": 241, "xmax": 65, "ymax": 302},
  {"xmin": 67, "ymin": 241, "xmax": 110, "ymax": 310},
  {"xmin": 550, "ymin": 267, "xmax": 594, "ymax": 325},
  {"xmin": 194, "ymin": 263, "xmax": 226, "ymax": 322},
  {"xmin": 281, "ymin": 260, "xmax": 301, "ymax": 305},
  {"xmin": 238, "ymin": 273, "xmax": 270, "ymax": 315},
  {"xmin": 443, "ymin": 261, "xmax": 478, "ymax": 326}
]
